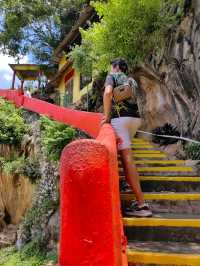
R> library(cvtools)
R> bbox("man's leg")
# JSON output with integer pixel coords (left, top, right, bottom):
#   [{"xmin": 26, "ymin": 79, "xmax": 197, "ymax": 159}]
[
  {"xmin": 120, "ymin": 148, "xmax": 144, "ymax": 206},
  {"xmin": 120, "ymin": 148, "xmax": 152, "ymax": 217}
]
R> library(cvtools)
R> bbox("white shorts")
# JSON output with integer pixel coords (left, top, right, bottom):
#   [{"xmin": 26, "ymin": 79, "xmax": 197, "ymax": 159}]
[{"xmin": 111, "ymin": 117, "xmax": 142, "ymax": 150}]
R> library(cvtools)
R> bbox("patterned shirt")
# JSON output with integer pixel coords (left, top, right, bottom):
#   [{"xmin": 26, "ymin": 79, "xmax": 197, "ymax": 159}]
[{"xmin": 104, "ymin": 73, "xmax": 140, "ymax": 119}]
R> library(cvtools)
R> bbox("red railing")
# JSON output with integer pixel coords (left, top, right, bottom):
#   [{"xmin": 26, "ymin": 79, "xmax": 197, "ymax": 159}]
[
  {"xmin": 0, "ymin": 89, "xmax": 127, "ymax": 266},
  {"xmin": 0, "ymin": 89, "xmax": 101, "ymax": 137}
]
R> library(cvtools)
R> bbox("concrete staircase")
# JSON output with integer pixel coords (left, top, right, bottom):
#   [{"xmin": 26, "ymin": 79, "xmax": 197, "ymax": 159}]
[{"xmin": 120, "ymin": 138, "xmax": 200, "ymax": 266}]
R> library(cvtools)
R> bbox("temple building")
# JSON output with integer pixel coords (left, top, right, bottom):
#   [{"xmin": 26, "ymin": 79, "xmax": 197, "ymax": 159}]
[
  {"xmin": 49, "ymin": 6, "xmax": 97, "ymax": 107},
  {"xmin": 9, "ymin": 64, "xmax": 50, "ymax": 90}
]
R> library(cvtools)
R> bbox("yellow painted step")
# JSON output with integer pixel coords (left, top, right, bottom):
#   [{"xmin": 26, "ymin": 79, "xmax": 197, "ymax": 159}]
[
  {"xmin": 132, "ymin": 142, "xmax": 151, "ymax": 145},
  {"xmin": 123, "ymin": 217, "xmax": 200, "ymax": 228},
  {"xmin": 135, "ymin": 160, "xmax": 185, "ymax": 165},
  {"xmin": 121, "ymin": 192, "xmax": 200, "ymax": 201},
  {"xmin": 120, "ymin": 175, "xmax": 200, "ymax": 182},
  {"xmin": 133, "ymin": 138, "xmax": 150, "ymax": 142},
  {"xmin": 137, "ymin": 166, "xmax": 193, "ymax": 172},
  {"xmin": 139, "ymin": 176, "xmax": 200, "ymax": 182},
  {"xmin": 127, "ymin": 249, "xmax": 200, "ymax": 266},
  {"xmin": 133, "ymin": 154, "xmax": 167, "ymax": 158},
  {"xmin": 133, "ymin": 150, "xmax": 163, "ymax": 154},
  {"xmin": 132, "ymin": 144, "xmax": 154, "ymax": 148}
]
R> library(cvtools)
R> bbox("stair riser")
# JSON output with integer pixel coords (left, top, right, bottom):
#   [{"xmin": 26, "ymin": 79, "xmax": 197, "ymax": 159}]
[
  {"xmin": 141, "ymin": 181, "xmax": 200, "ymax": 193},
  {"xmin": 133, "ymin": 154, "xmax": 167, "ymax": 158},
  {"xmin": 121, "ymin": 200, "xmax": 200, "ymax": 215},
  {"xmin": 125, "ymin": 227, "xmax": 200, "ymax": 243},
  {"xmin": 140, "ymin": 172, "xmax": 196, "ymax": 176},
  {"xmin": 120, "ymin": 171, "xmax": 196, "ymax": 176},
  {"xmin": 128, "ymin": 264, "xmax": 179, "ymax": 266},
  {"xmin": 121, "ymin": 180, "xmax": 200, "ymax": 193},
  {"xmin": 119, "ymin": 162, "xmax": 185, "ymax": 167},
  {"xmin": 127, "ymin": 240, "xmax": 200, "ymax": 266}
]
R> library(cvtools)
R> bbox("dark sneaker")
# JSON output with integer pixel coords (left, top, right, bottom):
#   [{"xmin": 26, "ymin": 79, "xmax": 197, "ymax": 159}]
[
  {"xmin": 125, "ymin": 202, "xmax": 152, "ymax": 217},
  {"xmin": 120, "ymin": 179, "xmax": 131, "ymax": 192}
]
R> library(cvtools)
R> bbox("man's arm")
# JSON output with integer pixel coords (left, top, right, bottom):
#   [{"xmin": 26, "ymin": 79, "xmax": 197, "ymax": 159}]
[{"xmin": 102, "ymin": 85, "xmax": 113, "ymax": 124}]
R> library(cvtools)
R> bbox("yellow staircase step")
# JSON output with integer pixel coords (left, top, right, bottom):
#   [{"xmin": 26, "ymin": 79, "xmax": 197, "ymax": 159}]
[
  {"xmin": 132, "ymin": 144, "xmax": 154, "ymax": 148},
  {"xmin": 139, "ymin": 176, "xmax": 200, "ymax": 182},
  {"xmin": 133, "ymin": 153, "xmax": 167, "ymax": 158},
  {"xmin": 121, "ymin": 192, "xmax": 200, "ymax": 201},
  {"xmin": 123, "ymin": 216, "xmax": 200, "ymax": 228},
  {"xmin": 134, "ymin": 160, "xmax": 185, "ymax": 165},
  {"xmin": 127, "ymin": 249, "xmax": 200, "ymax": 265},
  {"xmin": 132, "ymin": 150, "xmax": 163, "ymax": 154},
  {"xmin": 132, "ymin": 138, "xmax": 149, "ymax": 142},
  {"xmin": 132, "ymin": 142, "xmax": 151, "ymax": 145},
  {"xmin": 120, "ymin": 176, "xmax": 200, "ymax": 182},
  {"xmin": 137, "ymin": 166, "xmax": 193, "ymax": 172}
]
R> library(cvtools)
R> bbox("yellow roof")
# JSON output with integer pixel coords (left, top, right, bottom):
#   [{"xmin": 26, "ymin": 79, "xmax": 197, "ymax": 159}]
[{"xmin": 9, "ymin": 64, "xmax": 50, "ymax": 81}]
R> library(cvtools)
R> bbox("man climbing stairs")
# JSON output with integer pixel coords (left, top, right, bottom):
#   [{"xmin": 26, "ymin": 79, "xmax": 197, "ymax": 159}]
[{"xmin": 120, "ymin": 138, "xmax": 200, "ymax": 266}]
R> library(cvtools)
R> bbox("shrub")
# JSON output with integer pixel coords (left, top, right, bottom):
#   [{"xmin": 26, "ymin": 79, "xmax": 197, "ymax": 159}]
[
  {"xmin": 23, "ymin": 159, "xmax": 41, "ymax": 183},
  {"xmin": 3, "ymin": 156, "xmax": 41, "ymax": 183},
  {"xmin": 0, "ymin": 240, "xmax": 57, "ymax": 266},
  {"xmin": 40, "ymin": 116, "xmax": 77, "ymax": 161},
  {"xmin": 70, "ymin": 0, "xmax": 184, "ymax": 74},
  {"xmin": 185, "ymin": 143, "xmax": 200, "ymax": 160},
  {"xmin": 3, "ymin": 157, "xmax": 25, "ymax": 176},
  {"xmin": 152, "ymin": 123, "xmax": 180, "ymax": 145},
  {"xmin": 0, "ymin": 98, "xmax": 28, "ymax": 146}
]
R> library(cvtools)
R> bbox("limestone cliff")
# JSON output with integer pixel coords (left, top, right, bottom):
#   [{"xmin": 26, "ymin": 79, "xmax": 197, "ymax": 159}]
[
  {"xmin": 133, "ymin": 0, "xmax": 200, "ymax": 138},
  {"xmin": 0, "ymin": 171, "xmax": 35, "ymax": 225},
  {"xmin": 0, "ymin": 109, "xmax": 59, "ymax": 251}
]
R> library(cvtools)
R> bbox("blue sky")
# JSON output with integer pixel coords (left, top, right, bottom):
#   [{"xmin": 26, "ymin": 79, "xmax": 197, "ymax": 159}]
[{"xmin": 0, "ymin": 52, "xmax": 28, "ymax": 89}]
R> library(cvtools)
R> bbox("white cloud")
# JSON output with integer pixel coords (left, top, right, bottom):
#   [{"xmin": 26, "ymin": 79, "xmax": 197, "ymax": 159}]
[
  {"xmin": 0, "ymin": 53, "xmax": 29, "ymax": 88},
  {"xmin": 0, "ymin": 54, "xmax": 28, "ymax": 71},
  {"xmin": 3, "ymin": 73, "xmax": 12, "ymax": 81}
]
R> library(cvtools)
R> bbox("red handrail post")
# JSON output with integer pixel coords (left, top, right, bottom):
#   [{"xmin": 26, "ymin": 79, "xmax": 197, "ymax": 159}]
[
  {"xmin": 0, "ymin": 90, "xmax": 128, "ymax": 265},
  {"xmin": 58, "ymin": 124, "xmax": 127, "ymax": 266}
]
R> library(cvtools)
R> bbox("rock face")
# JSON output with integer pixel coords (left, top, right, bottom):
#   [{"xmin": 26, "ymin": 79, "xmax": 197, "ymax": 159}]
[
  {"xmin": 0, "ymin": 110, "xmax": 59, "ymax": 253},
  {"xmin": 0, "ymin": 224, "xmax": 18, "ymax": 248},
  {"xmin": 0, "ymin": 171, "xmax": 35, "ymax": 225},
  {"xmin": 0, "ymin": 144, "xmax": 35, "ymax": 226},
  {"xmin": 86, "ymin": 1, "xmax": 200, "ymax": 140},
  {"xmin": 133, "ymin": 0, "xmax": 200, "ymax": 139},
  {"xmin": 15, "ymin": 111, "xmax": 59, "ymax": 251}
]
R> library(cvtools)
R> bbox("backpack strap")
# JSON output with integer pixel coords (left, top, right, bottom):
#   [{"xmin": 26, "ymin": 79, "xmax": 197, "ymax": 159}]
[
  {"xmin": 110, "ymin": 74, "xmax": 117, "ymax": 88},
  {"xmin": 110, "ymin": 74, "xmax": 121, "ymax": 118}
]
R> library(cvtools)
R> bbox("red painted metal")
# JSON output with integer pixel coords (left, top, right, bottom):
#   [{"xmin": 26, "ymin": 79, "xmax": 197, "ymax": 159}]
[
  {"xmin": 0, "ymin": 89, "xmax": 128, "ymax": 265},
  {"xmin": 64, "ymin": 69, "xmax": 74, "ymax": 83},
  {"xmin": 58, "ymin": 124, "xmax": 127, "ymax": 266},
  {"xmin": 0, "ymin": 89, "xmax": 102, "ymax": 137}
]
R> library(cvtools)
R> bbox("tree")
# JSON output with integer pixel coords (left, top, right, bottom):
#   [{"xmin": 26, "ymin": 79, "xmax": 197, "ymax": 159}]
[
  {"xmin": 70, "ymin": 0, "xmax": 184, "ymax": 74},
  {"xmin": 0, "ymin": 0, "xmax": 86, "ymax": 62}
]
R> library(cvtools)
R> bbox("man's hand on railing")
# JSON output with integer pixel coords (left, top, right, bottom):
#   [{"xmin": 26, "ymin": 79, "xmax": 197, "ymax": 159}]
[
  {"xmin": 101, "ymin": 115, "xmax": 111, "ymax": 126},
  {"xmin": 101, "ymin": 116, "xmax": 123, "ymax": 146}
]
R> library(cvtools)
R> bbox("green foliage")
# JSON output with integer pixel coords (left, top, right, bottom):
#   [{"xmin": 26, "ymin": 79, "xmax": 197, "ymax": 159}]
[
  {"xmin": 70, "ymin": 42, "xmax": 93, "ymax": 76},
  {"xmin": 0, "ymin": 98, "xmax": 28, "ymax": 146},
  {"xmin": 3, "ymin": 156, "xmax": 25, "ymax": 176},
  {"xmin": 185, "ymin": 143, "xmax": 200, "ymax": 160},
  {"xmin": 23, "ymin": 196, "xmax": 58, "ymax": 230},
  {"xmin": 71, "ymin": 0, "xmax": 184, "ymax": 74},
  {"xmin": 0, "ymin": 156, "xmax": 6, "ymax": 168},
  {"xmin": 2, "ymin": 155, "xmax": 41, "ymax": 183},
  {"xmin": 0, "ymin": 242, "xmax": 57, "ymax": 266},
  {"xmin": 152, "ymin": 123, "xmax": 180, "ymax": 145},
  {"xmin": 23, "ymin": 159, "xmax": 41, "ymax": 183},
  {"xmin": 40, "ymin": 116, "xmax": 77, "ymax": 161},
  {"xmin": 0, "ymin": 0, "xmax": 85, "ymax": 62}
]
